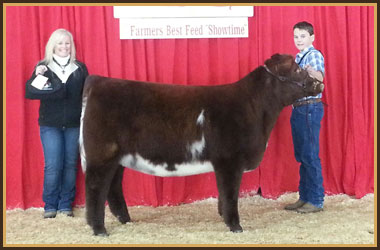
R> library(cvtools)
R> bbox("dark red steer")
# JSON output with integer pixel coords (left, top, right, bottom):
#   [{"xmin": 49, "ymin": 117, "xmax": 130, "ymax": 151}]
[{"xmin": 79, "ymin": 54, "xmax": 324, "ymax": 235}]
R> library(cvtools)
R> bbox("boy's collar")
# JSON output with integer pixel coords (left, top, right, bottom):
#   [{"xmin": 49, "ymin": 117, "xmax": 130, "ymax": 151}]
[{"xmin": 300, "ymin": 45, "xmax": 314, "ymax": 53}]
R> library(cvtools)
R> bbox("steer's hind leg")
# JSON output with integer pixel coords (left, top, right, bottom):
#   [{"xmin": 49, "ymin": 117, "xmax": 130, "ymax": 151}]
[
  {"xmin": 214, "ymin": 165, "xmax": 244, "ymax": 233},
  {"xmin": 85, "ymin": 163, "xmax": 118, "ymax": 236},
  {"xmin": 107, "ymin": 165, "xmax": 131, "ymax": 224}
]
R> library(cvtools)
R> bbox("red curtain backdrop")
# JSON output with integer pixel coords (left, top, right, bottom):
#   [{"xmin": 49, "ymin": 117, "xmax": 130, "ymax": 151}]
[{"xmin": 5, "ymin": 6, "xmax": 374, "ymax": 209}]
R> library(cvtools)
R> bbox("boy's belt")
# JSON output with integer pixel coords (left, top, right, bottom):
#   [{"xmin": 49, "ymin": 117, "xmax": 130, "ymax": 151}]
[{"xmin": 292, "ymin": 98, "xmax": 321, "ymax": 108}]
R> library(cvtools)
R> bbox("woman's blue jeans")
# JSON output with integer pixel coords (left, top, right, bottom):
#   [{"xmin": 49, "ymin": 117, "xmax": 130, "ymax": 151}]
[
  {"xmin": 290, "ymin": 102, "xmax": 324, "ymax": 208},
  {"xmin": 40, "ymin": 126, "xmax": 79, "ymax": 212}
]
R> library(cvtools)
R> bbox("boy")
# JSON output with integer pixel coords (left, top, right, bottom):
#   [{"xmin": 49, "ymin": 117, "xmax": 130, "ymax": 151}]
[{"xmin": 285, "ymin": 21, "xmax": 325, "ymax": 213}]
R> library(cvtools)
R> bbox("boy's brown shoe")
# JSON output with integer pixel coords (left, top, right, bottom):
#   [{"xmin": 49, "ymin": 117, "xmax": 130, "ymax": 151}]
[
  {"xmin": 284, "ymin": 199, "xmax": 306, "ymax": 210},
  {"xmin": 296, "ymin": 202, "xmax": 323, "ymax": 213}
]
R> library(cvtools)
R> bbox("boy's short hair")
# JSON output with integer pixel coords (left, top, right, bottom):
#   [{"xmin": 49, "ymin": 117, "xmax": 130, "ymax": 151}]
[{"xmin": 293, "ymin": 21, "xmax": 314, "ymax": 36}]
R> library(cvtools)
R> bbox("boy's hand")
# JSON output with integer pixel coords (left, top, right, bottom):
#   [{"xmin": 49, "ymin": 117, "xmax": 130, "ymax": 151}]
[
  {"xmin": 305, "ymin": 64, "xmax": 316, "ymax": 75},
  {"xmin": 305, "ymin": 64, "xmax": 324, "ymax": 82}
]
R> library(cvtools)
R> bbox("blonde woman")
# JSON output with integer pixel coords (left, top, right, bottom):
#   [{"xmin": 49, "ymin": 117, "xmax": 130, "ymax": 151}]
[{"xmin": 26, "ymin": 28, "xmax": 88, "ymax": 218}]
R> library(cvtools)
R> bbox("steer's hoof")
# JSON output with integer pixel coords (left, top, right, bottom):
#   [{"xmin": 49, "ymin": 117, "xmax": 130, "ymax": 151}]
[
  {"xmin": 117, "ymin": 215, "xmax": 131, "ymax": 224},
  {"xmin": 93, "ymin": 226, "xmax": 109, "ymax": 236},
  {"xmin": 229, "ymin": 225, "xmax": 243, "ymax": 233},
  {"xmin": 95, "ymin": 232, "xmax": 109, "ymax": 237}
]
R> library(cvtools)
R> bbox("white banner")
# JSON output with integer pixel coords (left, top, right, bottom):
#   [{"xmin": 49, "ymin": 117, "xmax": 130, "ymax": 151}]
[
  {"xmin": 114, "ymin": 6, "xmax": 253, "ymax": 39},
  {"xmin": 114, "ymin": 6, "xmax": 253, "ymax": 18},
  {"xmin": 119, "ymin": 17, "xmax": 249, "ymax": 39}
]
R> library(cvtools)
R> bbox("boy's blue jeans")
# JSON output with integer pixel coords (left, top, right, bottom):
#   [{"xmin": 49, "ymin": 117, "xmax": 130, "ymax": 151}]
[
  {"xmin": 290, "ymin": 102, "xmax": 324, "ymax": 208},
  {"xmin": 40, "ymin": 126, "xmax": 79, "ymax": 212}
]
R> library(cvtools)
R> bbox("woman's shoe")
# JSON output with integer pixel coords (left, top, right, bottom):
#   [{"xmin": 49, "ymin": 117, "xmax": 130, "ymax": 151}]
[
  {"xmin": 44, "ymin": 211, "xmax": 57, "ymax": 218},
  {"xmin": 59, "ymin": 210, "xmax": 74, "ymax": 217}
]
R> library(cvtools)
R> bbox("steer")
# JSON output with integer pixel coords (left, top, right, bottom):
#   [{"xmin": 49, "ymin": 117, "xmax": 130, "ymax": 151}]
[{"xmin": 80, "ymin": 54, "xmax": 324, "ymax": 236}]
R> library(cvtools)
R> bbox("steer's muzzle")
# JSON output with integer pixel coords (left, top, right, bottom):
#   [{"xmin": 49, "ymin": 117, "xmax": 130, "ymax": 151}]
[
  {"xmin": 314, "ymin": 81, "xmax": 324, "ymax": 93},
  {"xmin": 318, "ymin": 83, "xmax": 325, "ymax": 92}
]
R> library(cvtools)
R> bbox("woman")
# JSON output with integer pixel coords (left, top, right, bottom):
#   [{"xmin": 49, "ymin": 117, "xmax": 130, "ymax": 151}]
[{"xmin": 26, "ymin": 28, "xmax": 88, "ymax": 218}]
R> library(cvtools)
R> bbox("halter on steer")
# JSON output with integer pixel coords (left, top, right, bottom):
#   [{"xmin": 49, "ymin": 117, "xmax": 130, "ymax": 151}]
[{"xmin": 263, "ymin": 64, "xmax": 323, "ymax": 90}]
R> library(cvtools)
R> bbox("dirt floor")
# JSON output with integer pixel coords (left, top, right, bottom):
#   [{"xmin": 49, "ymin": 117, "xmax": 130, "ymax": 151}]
[{"xmin": 4, "ymin": 192, "xmax": 375, "ymax": 246}]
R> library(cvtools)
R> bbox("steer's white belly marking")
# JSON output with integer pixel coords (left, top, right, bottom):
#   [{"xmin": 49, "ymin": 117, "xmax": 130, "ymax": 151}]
[
  {"xmin": 188, "ymin": 135, "xmax": 205, "ymax": 160},
  {"xmin": 119, "ymin": 154, "xmax": 214, "ymax": 177},
  {"xmin": 196, "ymin": 109, "xmax": 205, "ymax": 125}
]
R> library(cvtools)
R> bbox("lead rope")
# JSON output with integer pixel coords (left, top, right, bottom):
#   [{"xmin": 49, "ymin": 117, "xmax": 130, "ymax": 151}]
[{"xmin": 306, "ymin": 105, "xmax": 315, "ymax": 152}]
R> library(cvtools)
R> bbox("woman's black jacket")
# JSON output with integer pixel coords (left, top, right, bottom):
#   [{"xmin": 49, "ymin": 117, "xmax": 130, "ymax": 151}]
[{"xmin": 26, "ymin": 60, "xmax": 89, "ymax": 128}]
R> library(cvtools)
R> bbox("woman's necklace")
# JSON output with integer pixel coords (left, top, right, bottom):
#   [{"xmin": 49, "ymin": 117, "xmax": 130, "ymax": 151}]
[{"xmin": 53, "ymin": 57, "xmax": 70, "ymax": 74}]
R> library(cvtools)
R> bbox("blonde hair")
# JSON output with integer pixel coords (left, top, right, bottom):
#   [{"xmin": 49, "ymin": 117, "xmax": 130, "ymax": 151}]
[{"xmin": 42, "ymin": 28, "xmax": 76, "ymax": 65}]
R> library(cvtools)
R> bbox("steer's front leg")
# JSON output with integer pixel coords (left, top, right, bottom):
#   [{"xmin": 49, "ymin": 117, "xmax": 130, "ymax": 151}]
[{"xmin": 214, "ymin": 165, "xmax": 244, "ymax": 233}]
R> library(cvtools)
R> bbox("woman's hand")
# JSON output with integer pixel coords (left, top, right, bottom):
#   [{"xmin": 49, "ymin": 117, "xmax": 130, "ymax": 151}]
[{"xmin": 35, "ymin": 65, "xmax": 48, "ymax": 75}]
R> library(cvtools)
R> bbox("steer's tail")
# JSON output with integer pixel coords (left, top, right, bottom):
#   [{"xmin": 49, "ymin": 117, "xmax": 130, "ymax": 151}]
[
  {"xmin": 79, "ymin": 75, "xmax": 103, "ymax": 173},
  {"xmin": 79, "ymin": 93, "xmax": 88, "ymax": 173}
]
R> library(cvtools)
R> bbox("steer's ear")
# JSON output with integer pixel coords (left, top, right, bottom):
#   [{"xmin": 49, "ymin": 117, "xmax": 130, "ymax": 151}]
[
  {"xmin": 264, "ymin": 53, "xmax": 282, "ymax": 72},
  {"xmin": 277, "ymin": 54, "xmax": 294, "ymax": 74},
  {"xmin": 265, "ymin": 54, "xmax": 291, "ymax": 74},
  {"xmin": 269, "ymin": 54, "xmax": 282, "ymax": 65}
]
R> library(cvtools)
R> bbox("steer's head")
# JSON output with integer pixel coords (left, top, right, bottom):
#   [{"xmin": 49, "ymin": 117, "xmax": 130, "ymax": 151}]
[{"xmin": 264, "ymin": 54, "xmax": 325, "ymax": 106}]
